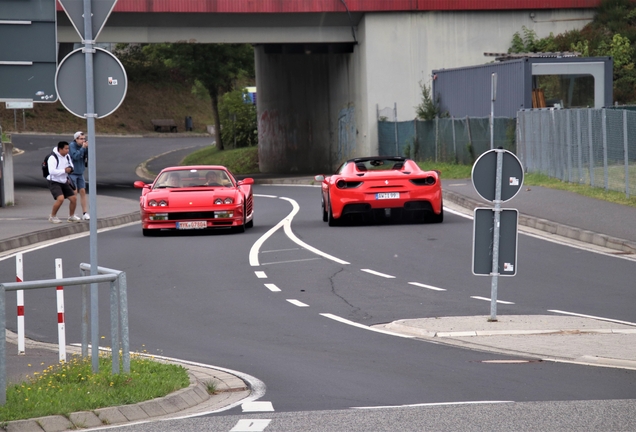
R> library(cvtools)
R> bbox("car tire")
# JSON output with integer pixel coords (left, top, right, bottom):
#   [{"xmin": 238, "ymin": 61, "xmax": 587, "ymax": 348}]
[
  {"xmin": 321, "ymin": 199, "xmax": 328, "ymax": 222},
  {"xmin": 246, "ymin": 216, "xmax": 254, "ymax": 228},
  {"xmin": 327, "ymin": 199, "xmax": 339, "ymax": 227},
  {"xmin": 429, "ymin": 205, "xmax": 444, "ymax": 223}
]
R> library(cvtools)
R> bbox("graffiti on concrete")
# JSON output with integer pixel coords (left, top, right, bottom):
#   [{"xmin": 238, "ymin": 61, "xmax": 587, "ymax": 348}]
[{"xmin": 337, "ymin": 106, "xmax": 356, "ymax": 163}]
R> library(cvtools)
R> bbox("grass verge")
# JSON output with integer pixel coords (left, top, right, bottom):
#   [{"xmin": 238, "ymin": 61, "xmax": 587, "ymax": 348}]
[
  {"xmin": 0, "ymin": 354, "xmax": 189, "ymax": 422},
  {"xmin": 181, "ymin": 145, "xmax": 259, "ymax": 175}
]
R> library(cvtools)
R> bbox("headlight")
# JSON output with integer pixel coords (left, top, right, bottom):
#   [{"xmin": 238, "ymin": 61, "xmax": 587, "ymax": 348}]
[
  {"xmin": 215, "ymin": 197, "xmax": 234, "ymax": 204},
  {"xmin": 159, "ymin": 200, "xmax": 168, "ymax": 206},
  {"xmin": 148, "ymin": 200, "xmax": 157, "ymax": 206}
]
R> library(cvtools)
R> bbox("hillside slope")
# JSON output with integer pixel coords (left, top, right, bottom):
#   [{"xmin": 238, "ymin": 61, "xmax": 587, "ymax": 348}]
[{"xmin": 0, "ymin": 82, "xmax": 214, "ymax": 136}]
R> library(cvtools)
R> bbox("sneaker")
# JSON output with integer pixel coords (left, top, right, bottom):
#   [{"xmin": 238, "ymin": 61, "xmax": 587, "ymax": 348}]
[
  {"xmin": 82, "ymin": 212, "xmax": 90, "ymax": 220},
  {"xmin": 67, "ymin": 215, "xmax": 81, "ymax": 223},
  {"xmin": 49, "ymin": 215, "xmax": 61, "ymax": 224}
]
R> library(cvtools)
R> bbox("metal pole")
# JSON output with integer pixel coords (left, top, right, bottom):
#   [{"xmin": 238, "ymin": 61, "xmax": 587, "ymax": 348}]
[
  {"xmin": 83, "ymin": 0, "xmax": 100, "ymax": 373},
  {"xmin": 489, "ymin": 149, "xmax": 504, "ymax": 322},
  {"xmin": 490, "ymin": 73, "xmax": 497, "ymax": 150},
  {"xmin": 577, "ymin": 110, "xmax": 583, "ymax": 183},
  {"xmin": 588, "ymin": 109, "xmax": 594, "ymax": 187},
  {"xmin": 566, "ymin": 110, "xmax": 572, "ymax": 183},
  {"xmin": 1, "ymin": 285, "xmax": 6, "ymax": 405},
  {"xmin": 394, "ymin": 103, "xmax": 398, "ymax": 155},
  {"xmin": 625, "ymin": 110, "xmax": 630, "ymax": 199},
  {"xmin": 602, "ymin": 109, "xmax": 608, "ymax": 191}
]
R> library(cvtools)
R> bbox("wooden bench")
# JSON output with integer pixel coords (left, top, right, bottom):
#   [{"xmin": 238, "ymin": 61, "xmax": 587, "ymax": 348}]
[{"xmin": 151, "ymin": 119, "xmax": 177, "ymax": 132}]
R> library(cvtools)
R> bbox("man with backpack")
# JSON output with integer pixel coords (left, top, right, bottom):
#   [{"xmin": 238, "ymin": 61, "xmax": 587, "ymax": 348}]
[
  {"xmin": 69, "ymin": 131, "xmax": 90, "ymax": 220},
  {"xmin": 46, "ymin": 141, "xmax": 80, "ymax": 224}
]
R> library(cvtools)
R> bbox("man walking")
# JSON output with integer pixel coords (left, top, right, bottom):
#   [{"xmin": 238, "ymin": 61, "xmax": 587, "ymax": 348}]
[
  {"xmin": 47, "ymin": 141, "xmax": 80, "ymax": 224},
  {"xmin": 69, "ymin": 131, "xmax": 90, "ymax": 220}
]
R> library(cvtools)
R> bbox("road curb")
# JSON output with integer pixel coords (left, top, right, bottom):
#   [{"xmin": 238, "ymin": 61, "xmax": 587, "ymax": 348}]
[{"xmin": 0, "ymin": 213, "xmax": 140, "ymax": 254}]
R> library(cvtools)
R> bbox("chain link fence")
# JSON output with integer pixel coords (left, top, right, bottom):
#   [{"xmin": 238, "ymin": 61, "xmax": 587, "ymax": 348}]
[
  {"xmin": 518, "ymin": 108, "xmax": 636, "ymax": 198},
  {"xmin": 377, "ymin": 115, "xmax": 516, "ymax": 164}
]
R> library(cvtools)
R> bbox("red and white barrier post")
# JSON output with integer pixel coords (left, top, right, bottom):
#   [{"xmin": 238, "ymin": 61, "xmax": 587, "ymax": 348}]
[
  {"xmin": 55, "ymin": 259, "xmax": 66, "ymax": 362},
  {"xmin": 16, "ymin": 253, "xmax": 25, "ymax": 355}
]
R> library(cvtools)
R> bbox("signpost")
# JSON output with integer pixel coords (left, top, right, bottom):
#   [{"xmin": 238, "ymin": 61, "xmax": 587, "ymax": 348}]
[
  {"xmin": 471, "ymin": 148, "xmax": 523, "ymax": 321},
  {"xmin": 58, "ymin": 0, "xmax": 123, "ymax": 373}
]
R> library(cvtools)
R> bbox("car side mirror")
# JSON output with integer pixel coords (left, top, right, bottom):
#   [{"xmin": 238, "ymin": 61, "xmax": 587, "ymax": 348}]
[
  {"xmin": 238, "ymin": 178, "xmax": 254, "ymax": 185},
  {"xmin": 314, "ymin": 175, "xmax": 325, "ymax": 182},
  {"xmin": 133, "ymin": 181, "xmax": 148, "ymax": 188}
]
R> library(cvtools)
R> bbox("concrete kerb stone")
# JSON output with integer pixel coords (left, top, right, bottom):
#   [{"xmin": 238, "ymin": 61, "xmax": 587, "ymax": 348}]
[{"xmin": 0, "ymin": 213, "xmax": 140, "ymax": 255}]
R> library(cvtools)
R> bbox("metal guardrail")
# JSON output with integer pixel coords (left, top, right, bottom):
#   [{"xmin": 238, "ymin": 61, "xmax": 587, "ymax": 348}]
[{"xmin": 0, "ymin": 264, "xmax": 129, "ymax": 405}]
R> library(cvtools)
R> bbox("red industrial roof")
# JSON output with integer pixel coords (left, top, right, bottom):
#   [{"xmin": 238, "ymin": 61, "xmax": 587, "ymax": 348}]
[{"xmin": 57, "ymin": 0, "xmax": 601, "ymax": 13}]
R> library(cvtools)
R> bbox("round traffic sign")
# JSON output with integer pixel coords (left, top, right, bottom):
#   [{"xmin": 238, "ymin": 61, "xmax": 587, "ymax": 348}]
[
  {"xmin": 55, "ymin": 47, "xmax": 127, "ymax": 119},
  {"xmin": 471, "ymin": 149, "xmax": 524, "ymax": 203}
]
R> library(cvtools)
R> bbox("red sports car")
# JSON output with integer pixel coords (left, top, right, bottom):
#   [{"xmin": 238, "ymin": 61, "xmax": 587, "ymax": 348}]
[
  {"xmin": 314, "ymin": 156, "xmax": 443, "ymax": 226},
  {"xmin": 134, "ymin": 166, "xmax": 254, "ymax": 236}
]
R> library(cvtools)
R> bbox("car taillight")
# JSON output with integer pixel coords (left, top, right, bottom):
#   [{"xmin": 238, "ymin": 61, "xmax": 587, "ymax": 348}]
[
  {"xmin": 335, "ymin": 180, "xmax": 362, "ymax": 189},
  {"xmin": 409, "ymin": 177, "xmax": 436, "ymax": 186}
]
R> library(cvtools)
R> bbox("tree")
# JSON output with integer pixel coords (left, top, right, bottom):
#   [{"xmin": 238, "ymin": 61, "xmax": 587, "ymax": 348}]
[
  {"xmin": 144, "ymin": 43, "xmax": 254, "ymax": 150},
  {"xmin": 219, "ymin": 89, "xmax": 258, "ymax": 148},
  {"xmin": 415, "ymin": 80, "xmax": 446, "ymax": 120}
]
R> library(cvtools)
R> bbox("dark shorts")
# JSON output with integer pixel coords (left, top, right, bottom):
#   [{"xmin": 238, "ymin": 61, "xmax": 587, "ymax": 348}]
[
  {"xmin": 69, "ymin": 173, "xmax": 86, "ymax": 190},
  {"xmin": 49, "ymin": 180, "xmax": 75, "ymax": 200}
]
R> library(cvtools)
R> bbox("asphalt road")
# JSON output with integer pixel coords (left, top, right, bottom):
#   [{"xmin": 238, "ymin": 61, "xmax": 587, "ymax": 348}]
[{"xmin": 4, "ymin": 134, "xmax": 636, "ymax": 431}]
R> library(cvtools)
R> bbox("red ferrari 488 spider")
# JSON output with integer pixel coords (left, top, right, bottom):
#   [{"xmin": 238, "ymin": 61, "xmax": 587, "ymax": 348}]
[
  {"xmin": 134, "ymin": 166, "xmax": 254, "ymax": 236},
  {"xmin": 314, "ymin": 156, "xmax": 443, "ymax": 226}
]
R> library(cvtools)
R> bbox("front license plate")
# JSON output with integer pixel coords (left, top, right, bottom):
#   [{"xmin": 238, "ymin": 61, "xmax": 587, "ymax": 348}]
[
  {"xmin": 176, "ymin": 221, "xmax": 207, "ymax": 230},
  {"xmin": 376, "ymin": 192, "xmax": 400, "ymax": 200}
]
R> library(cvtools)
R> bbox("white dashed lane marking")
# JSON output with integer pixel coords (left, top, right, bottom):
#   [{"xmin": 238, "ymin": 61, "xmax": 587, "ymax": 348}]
[
  {"xmin": 241, "ymin": 401, "xmax": 275, "ymax": 412},
  {"xmin": 254, "ymin": 271, "xmax": 267, "ymax": 279},
  {"xmin": 286, "ymin": 299, "xmax": 309, "ymax": 307},
  {"xmin": 471, "ymin": 296, "xmax": 515, "ymax": 305},
  {"xmin": 264, "ymin": 283, "xmax": 281, "ymax": 292},
  {"xmin": 408, "ymin": 282, "xmax": 446, "ymax": 291},
  {"xmin": 360, "ymin": 269, "xmax": 395, "ymax": 278},
  {"xmin": 230, "ymin": 419, "xmax": 272, "ymax": 431}
]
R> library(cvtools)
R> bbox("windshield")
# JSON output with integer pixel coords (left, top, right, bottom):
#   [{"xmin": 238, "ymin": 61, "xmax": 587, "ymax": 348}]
[{"xmin": 153, "ymin": 169, "xmax": 233, "ymax": 189}]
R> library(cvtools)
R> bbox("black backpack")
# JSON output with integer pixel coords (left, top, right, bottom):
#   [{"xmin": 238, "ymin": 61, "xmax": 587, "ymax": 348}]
[{"xmin": 42, "ymin": 152, "xmax": 59, "ymax": 178}]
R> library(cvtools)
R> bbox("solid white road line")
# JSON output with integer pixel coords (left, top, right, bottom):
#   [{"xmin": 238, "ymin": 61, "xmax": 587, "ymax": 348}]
[
  {"xmin": 408, "ymin": 282, "xmax": 446, "ymax": 291},
  {"xmin": 255, "ymin": 194, "xmax": 278, "ymax": 198},
  {"xmin": 320, "ymin": 313, "xmax": 414, "ymax": 339},
  {"xmin": 264, "ymin": 283, "xmax": 281, "ymax": 292},
  {"xmin": 471, "ymin": 296, "xmax": 515, "ymax": 305},
  {"xmin": 361, "ymin": 268, "xmax": 395, "ymax": 278},
  {"xmin": 241, "ymin": 401, "xmax": 275, "ymax": 412},
  {"xmin": 351, "ymin": 400, "xmax": 514, "ymax": 409},
  {"xmin": 254, "ymin": 271, "xmax": 267, "ymax": 278},
  {"xmin": 230, "ymin": 419, "xmax": 272, "ymax": 432},
  {"xmin": 548, "ymin": 309, "xmax": 636, "ymax": 326},
  {"xmin": 279, "ymin": 197, "xmax": 350, "ymax": 265},
  {"xmin": 249, "ymin": 196, "xmax": 349, "ymax": 266},
  {"xmin": 287, "ymin": 299, "xmax": 309, "ymax": 307},
  {"xmin": 260, "ymin": 257, "xmax": 322, "ymax": 266}
]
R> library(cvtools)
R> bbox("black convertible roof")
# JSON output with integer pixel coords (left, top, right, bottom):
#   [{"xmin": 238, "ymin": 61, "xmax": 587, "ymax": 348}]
[{"xmin": 350, "ymin": 156, "xmax": 406, "ymax": 163}]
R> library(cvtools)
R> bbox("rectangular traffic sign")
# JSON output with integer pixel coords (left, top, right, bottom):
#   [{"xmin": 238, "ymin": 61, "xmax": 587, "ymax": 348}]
[
  {"xmin": 0, "ymin": 0, "xmax": 57, "ymax": 102},
  {"xmin": 472, "ymin": 208, "xmax": 518, "ymax": 276}
]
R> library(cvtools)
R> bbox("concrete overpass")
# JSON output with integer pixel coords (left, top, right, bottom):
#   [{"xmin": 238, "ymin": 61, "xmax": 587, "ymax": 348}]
[{"xmin": 57, "ymin": 0, "xmax": 599, "ymax": 173}]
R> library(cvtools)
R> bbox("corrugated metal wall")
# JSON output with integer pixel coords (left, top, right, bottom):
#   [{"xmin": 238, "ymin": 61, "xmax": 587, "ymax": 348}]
[
  {"xmin": 433, "ymin": 60, "xmax": 527, "ymax": 119},
  {"xmin": 57, "ymin": 0, "xmax": 601, "ymax": 13}
]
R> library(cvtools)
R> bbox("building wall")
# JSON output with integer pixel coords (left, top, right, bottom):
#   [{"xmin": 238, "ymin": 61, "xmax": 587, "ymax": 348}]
[{"xmin": 361, "ymin": 9, "xmax": 595, "ymax": 155}]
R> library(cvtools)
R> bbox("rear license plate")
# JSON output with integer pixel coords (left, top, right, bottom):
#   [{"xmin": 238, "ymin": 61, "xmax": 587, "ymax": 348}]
[
  {"xmin": 376, "ymin": 192, "xmax": 400, "ymax": 200},
  {"xmin": 176, "ymin": 221, "xmax": 207, "ymax": 229}
]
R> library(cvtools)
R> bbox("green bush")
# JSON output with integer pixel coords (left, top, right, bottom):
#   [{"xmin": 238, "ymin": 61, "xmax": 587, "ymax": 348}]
[{"xmin": 218, "ymin": 89, "xmax": 258, "ymax": 148}]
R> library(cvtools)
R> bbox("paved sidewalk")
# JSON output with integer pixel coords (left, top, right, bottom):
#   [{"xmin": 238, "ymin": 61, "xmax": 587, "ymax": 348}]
[{"xmin": 1, "ymin": 170, "xmax": 636, "ymax": 430}]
